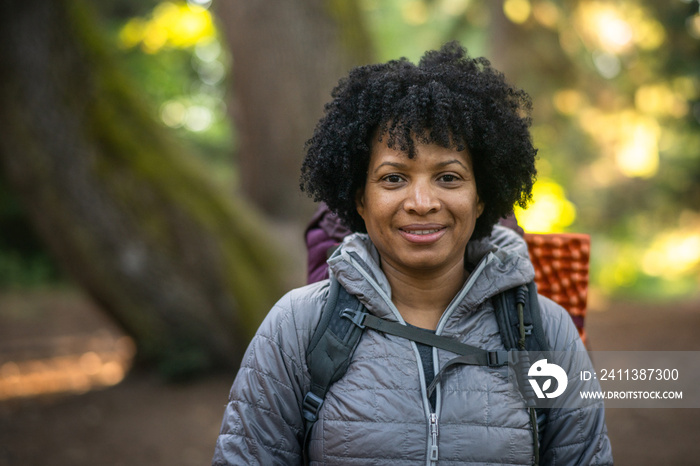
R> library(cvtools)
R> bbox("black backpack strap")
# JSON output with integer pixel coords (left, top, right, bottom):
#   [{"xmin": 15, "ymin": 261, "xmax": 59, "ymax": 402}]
[
  {"xmin": 493, "ymin": 281, "xmax": 548, "ymax": 352},
  {"xmin": 493, "ymin": 281, "xmax": 549, "ymax": 466},
  {"xmin": 524, "ymin": 281, "xmax": 548, "ymax": 351},
  {"xmin": 344, "ymin": 302, "xmax": 513, "ymax": 406},
  {"xmin": 342, "ymin": 308, "xmax": 508, "ymax": 366},
  {"xmin": 302, "ymin": 277, "xmax": 365, "ymax": 464}
]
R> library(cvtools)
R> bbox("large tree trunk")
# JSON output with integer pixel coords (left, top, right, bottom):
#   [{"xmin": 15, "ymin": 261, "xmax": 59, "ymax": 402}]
[
  {"xmin": 216, "ymin": 0, "xmax": 373, "ymax": 220},
  {"xmin": 487, "ymin": 1, "xmax": 575, "ymax": 97},
  {"xmin": 0, "ymin": 0, "xmax": 288, "ymax": 378},
  {"xmin": 487, "ymin": 1, "xmax": 529, "ymax": 83}
]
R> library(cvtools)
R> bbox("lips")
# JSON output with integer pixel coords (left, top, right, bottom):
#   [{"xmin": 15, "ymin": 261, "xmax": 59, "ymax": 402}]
[
  {"xmin": 407, "ymin": 229, "xmax": 442, "ymax": 235},
  {"xmin": 398, "ymin": 224, "xmax": 446, "ymax": 244}
]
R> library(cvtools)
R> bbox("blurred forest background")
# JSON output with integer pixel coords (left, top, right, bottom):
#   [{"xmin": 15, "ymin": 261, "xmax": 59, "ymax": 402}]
[
  {"xmin": 4, "ymin": 0, "xmax": 699, "ymax": 370},
  {"xmin": 0, "ymin": 0, "xmax": 699, "ymax": 463}
]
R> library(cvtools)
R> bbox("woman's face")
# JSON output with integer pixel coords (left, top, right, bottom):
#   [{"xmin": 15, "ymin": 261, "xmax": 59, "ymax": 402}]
[{"xmin": 356, "ymin": 138, "xmax": 484, "ymax": 277}]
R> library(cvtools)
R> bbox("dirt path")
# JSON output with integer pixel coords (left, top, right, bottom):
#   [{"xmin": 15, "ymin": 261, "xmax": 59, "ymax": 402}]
[
  {"xmin": 1, "ymin": 289, "xmax": 699, "ymax": 465},
  {"xmin": 585, "ymin": 296, "xmax": 700, "ymax": 465}
]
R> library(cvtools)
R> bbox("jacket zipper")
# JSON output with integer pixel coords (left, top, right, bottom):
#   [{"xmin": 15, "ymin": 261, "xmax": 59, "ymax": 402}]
[{"xmin": 429, "ymin": 412, "xmax": 439, "ymax": 463}]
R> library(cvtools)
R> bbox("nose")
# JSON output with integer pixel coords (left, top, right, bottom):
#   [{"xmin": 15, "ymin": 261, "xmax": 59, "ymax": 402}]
[{"xmin": 403, "ymin": 179, "xmax": 440, "ymax": 215}]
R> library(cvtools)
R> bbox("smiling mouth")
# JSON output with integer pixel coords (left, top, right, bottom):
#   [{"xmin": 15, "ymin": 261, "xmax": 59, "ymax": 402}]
[
  {"xmin": 398, "ymin": 226, "xmax": 446, "ymax": 244},
  {"xmin": 399, "ymin": 225, "xmax": 446, "ymax": 235},
  {"xmin": 406, "ymin": 228, "xmax": 442, "ymax": 235}
]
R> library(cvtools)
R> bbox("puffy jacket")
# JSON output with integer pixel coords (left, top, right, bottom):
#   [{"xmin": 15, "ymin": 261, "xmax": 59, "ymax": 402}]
[{"xmin": 213, "ymin": 226, "xmax": 613, "ymax": 465}]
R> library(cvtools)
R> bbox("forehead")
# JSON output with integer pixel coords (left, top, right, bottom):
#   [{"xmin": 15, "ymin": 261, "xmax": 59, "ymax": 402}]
[{"xmin": 368, "ymin": 137, "xmax": 472, "ymax": 168}]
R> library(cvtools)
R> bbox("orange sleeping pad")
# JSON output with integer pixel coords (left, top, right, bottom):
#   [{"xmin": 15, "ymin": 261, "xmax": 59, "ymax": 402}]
[{"xmin": 524, "ymin": 233, "xmax": 590, "ymax": 345}]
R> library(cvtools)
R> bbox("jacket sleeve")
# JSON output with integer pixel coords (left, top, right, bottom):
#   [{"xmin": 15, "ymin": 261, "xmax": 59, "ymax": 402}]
[
  {"xmin": 212, "ymin": 289, "xmax": 319, "ymax": 466},
  {"xmin": 537, "ymin": 295, "xmax": 614, "ymax": 465}
]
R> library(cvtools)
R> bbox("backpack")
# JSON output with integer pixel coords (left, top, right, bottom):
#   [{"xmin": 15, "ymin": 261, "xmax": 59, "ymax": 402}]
[{"xmin": 301, "ymin": 276, "xmax": 549, "ymax": 466}]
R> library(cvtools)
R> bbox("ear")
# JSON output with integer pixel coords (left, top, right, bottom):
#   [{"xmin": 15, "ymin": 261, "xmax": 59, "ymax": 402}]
[
  {"xmin": 355, "ymin": 187, "xmax": 366, "ymax": 219},
  {"xmin": 476, "ymin": 199, "xmax": 485, "ymax": 219}
]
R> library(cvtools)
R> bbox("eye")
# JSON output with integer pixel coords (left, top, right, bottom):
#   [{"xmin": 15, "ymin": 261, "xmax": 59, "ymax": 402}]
[
  {"xmin": 382, "ymin": 174, "xmax": 404, "ymax": 183},
  {"xmin": 438, "ymin": 174, "xmax": 461, "ymax": 183}
]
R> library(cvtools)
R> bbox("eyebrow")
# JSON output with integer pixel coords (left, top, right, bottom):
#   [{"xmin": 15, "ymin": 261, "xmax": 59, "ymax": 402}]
[
  {"xmin": 373, "ymin": 161, "xmax": 407, "ymax": 173},
  {"xmin": 437, "ymin": 159, "xmax": 468, "ymax": 170},
  {"xmin": 373, "ymin": 159, "xmax": 468, "ymax": 174}
]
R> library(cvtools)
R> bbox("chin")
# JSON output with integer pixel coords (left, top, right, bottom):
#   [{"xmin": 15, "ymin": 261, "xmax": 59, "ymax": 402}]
[{"xmin": 398, "ymin": 255, "xmax": 451, "ymax": 272}]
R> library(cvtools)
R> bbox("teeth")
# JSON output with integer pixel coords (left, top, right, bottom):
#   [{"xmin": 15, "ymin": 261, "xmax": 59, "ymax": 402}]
[{"xmin": 412, "ymin": 229, "xmax": 440, "ymax": 235}]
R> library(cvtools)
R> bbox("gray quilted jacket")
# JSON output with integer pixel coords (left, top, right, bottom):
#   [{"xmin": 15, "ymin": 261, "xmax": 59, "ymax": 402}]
[{"xmin": 213, "ymin": 226, "xmax": 613, "ymax": 465}]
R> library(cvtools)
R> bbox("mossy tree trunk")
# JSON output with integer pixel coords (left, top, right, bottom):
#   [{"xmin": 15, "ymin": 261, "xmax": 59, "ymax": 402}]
[
  {"xmin": 0, "ymin": 0, "xmax": 288, "ymax": 378},
  {"xmin": 216, "ymin": 0, "xmax": 374, "ymax": 220}
]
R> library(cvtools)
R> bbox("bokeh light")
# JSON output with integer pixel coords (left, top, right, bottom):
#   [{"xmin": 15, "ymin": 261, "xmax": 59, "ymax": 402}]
[
  {"xmin": 688, "ymin": 14, "xmax": 700, "ymax": 39},
  {"xmin": 578, "ymin": 109, "xmax": 660, "ymax": 179},
  {"xmin": 504, "ymin": 0, "xmax": 532, "ymax": 24},
  {"xmin": 0, "ymin": 335, "xmax": 135, "ymax": 401},
  {"xmin": 574, "ymin": 2, "xmax": 665, "ymax": 55},
  {"xmin": 118, "ymin": 2, "xmax": 228, "ymax": 135},
  {"xmin": 532, "ymin": 0, "xmax": 560, "ymax": 29},
  {"xmin": 614, "ymin": 115, "xmax": 660, "ymax": 178},
  {"xmin": 636, "ymin": 83, "xmax": 690, "ymax": 118},
  {"xmin": 553, "ymin": 89, "xmax": 587, "ymax": 115},
  {"xmin": 643, "ymin": 232, "xmax": 700, "ymax": 278},
  {"xmin": 402, "ymin": 1, "xmax": 429, "ymax": 25},
  {"xmin": 515, "ymin": 178, "xmax": 577, "ymax": 233},
  {"xmin": 439, "ymin": 0, "xmax": 471, "ymax": 17},
  {"xmin": 119, "ymin": 2, "xmax": 215, "ymax": 54}
]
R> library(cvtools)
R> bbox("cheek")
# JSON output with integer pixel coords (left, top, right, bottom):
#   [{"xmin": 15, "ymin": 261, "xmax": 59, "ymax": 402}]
[
  {"xmin": 361, "ymin": 204, "xmax": 383, "ymax": 229},
  {"xmin": 359, "ymin": 198, "xmax": 396, "ymax": 237},
  {"xmin": 467, "ymin": 186, "xmax": 484, "ymax": 218},
  {"xmin": 359, "ymin": 188, "xmax": 388, "ymax": 220},
  {"xmin": 453, "ymin": 195, "xmax": 483, "ymax": 225}
]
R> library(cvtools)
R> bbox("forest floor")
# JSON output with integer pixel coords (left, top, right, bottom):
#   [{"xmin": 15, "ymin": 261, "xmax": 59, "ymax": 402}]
[{"xmin": 1, "ymin": 287, "xmax": 699, "ymax": 466}]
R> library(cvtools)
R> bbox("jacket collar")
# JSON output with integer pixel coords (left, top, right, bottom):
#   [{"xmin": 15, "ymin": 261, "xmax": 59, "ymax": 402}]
[{"xmin": 327, "ymin": 225, "xmax": 535, "ymax": 323}]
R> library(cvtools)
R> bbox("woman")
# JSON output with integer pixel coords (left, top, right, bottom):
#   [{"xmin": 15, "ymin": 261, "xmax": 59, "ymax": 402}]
[{"xmin": 213, "ymin": 42, "xmax": 612, "ymax": 465}]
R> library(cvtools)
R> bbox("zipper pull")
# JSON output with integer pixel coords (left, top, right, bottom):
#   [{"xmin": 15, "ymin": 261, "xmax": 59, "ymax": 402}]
[{"xmin": 429, "ymin": 413, "xmax": 439, "ymax": 461}]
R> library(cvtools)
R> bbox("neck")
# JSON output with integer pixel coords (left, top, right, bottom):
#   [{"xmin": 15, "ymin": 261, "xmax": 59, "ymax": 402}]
[{"xmin": 381, "ymin": 258, "xmax": 468, "ymax": 330}]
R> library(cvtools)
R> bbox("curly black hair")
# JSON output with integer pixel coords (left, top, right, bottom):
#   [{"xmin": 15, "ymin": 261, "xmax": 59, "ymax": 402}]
[{"xmin": 300, "ymin": 42, "xmax": 537, "ymax": 240}]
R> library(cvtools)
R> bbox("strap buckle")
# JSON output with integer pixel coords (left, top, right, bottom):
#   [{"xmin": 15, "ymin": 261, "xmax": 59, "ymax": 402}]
[
  {"xmin": 487, "ymin": 350, "xmax": 509, "ymax": 367},
  {"xmin": 340, "ymin": 308, "xmax": 367, "ymax": 329},
  {"xmin": 302, "ymin": 392, "xmax": 324, "ymax": 423}
]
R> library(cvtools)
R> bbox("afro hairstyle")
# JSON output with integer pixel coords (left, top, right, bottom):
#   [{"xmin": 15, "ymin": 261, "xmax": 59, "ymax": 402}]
[{"xmin": 300, "ymin": 41, "xmax": 537, "ymax": 240}]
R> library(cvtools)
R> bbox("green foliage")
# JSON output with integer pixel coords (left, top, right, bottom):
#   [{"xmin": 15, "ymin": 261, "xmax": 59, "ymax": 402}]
[
  {"xmin": 0, "ymin": 175, "xmax": 63, "ymax": 288},
  {"xmin": 102, "ymin": 1, "xmax": 236, "ymax": 176},
  {"xmin": 360, "ymin": 0, "xmax": 490, "ymax": 62},
  {"xmin": 0, "ymin": 252, "xmax": 60, "ymax": 288}
]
